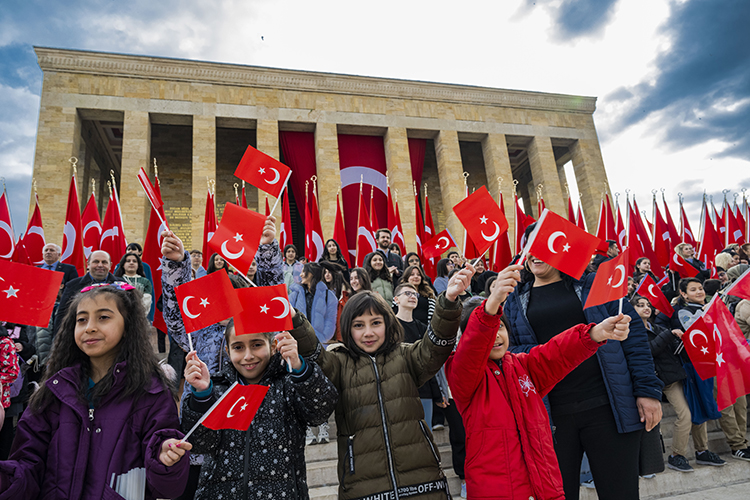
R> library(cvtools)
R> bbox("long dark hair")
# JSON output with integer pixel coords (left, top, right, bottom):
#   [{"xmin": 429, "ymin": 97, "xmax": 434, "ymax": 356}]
[
  {"xmin": 398, "ymin": 265, "xmax": 435, "ymax": 299},
  {"xmin": 365, "ymin": 252, "xmax": 391, "ymax": 283},
  {"xmin": 29, "ymin": 286, "xmax": 170, "ymax": 413},
  {"xmin": 320, "ymin": 261, "xmax": 348, "ymax": 298},
  {"xmin": 302, "ymin": 262, "xmax": 323, "ymax": 292},
  {"xmin": 404, "ymin": 252, "xmax": 421, "ymax": 268},
  {"xmin": 339, "ymin": 291, "xmax": 403, "ymax": 361},
  {"xmin": 350, "ymin": 267, "xmax": 372, "ymax": 294},
  {"xmin": 436, "ymin": 258, "xmax": 452, "ymax": 278},
  {"xmin": 320, "ymin": 239, "xmax": 344, "ymax": 262},
  {"xmin": 207, "ymin": 253, "xmax": 227, "ymax": 274},
  {"xmin": 114, "ymin": 252, "xmax": 145, "ymax": 277}
]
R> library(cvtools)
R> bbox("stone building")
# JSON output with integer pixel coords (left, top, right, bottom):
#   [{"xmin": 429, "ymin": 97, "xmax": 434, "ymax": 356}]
[{"xmin": 31, "ymin": 47, "xmax": 610, "ymax": 254}]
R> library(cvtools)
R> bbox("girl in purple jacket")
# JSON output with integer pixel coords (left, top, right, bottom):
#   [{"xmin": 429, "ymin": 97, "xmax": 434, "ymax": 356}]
[{"xmin": 0, "ymin": 283, "xmax": 191, "ymax": 500}]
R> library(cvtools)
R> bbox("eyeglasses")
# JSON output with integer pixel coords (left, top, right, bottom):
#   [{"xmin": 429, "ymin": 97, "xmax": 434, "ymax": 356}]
[{"xmin": 398, "ymin": 291, "xmax": 419, "ymax": 298}]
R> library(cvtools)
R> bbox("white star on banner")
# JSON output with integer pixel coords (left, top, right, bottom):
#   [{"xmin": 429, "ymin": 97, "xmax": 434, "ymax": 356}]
[
  {"xmin": 260, "ymin": 304, "xmax": 269, "ymax": 314},
  {"xmin": 716, "ymin": 353, "xmax": 725, "ymax": 366},
  {"xmin": 562, "ymin": 243, "xmax": 571, "ymax": 252},
  {"xmin": 701, "ymin": 346, "xmax": 709, "ymax": 355},
  {"xmin": 200, "ymin": 298, "xmax": 210, "ymax": 307},
  {"xmin": 479, "ymin": 216, "xmax": 488, "ymax": 224},
  {"xmin": 240, "ymin": 402, "xmax": 248, "ymax": 411},
  {"xmin": 3, "ymin": 286, "xmax": 18, "ymax": 298},
  {"xmin": 258, "ymin": 167, "xmax": 266, "ymax": 175},
  {"xmin": 233, "ymin": 233, "xmax": 244, "ymax": 242}
]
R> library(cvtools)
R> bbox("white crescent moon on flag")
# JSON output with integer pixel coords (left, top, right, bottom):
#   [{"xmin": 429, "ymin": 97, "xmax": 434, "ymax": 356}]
[
  {"xmin": 265, "ymin": 168, "xmax": 281, "ymax": 185},
  {"xmin": 547, "ymin": 231, "xmax": 566, "ymax": 254},
  {"xmin": 0, "ymin": 221, "xmax": 15, "ymax": 259},
  {"xmin": 182, "ymin": 296, "xmax": 200, "ymax": 319},
  {"xmin": 271, "ymin": 296, "xmax": 291, "ymax": 319},
  {"xmin": 480, "ymin": 221, "xmax": 501, "ymax": 242},
  {"xmin": 227, "ymin": 396, "xmax": 246, "ymax": 418},
  {"xmin": 100, "ymin": 226, "xmax": 119, "ymax": 245},
  {"xmin": 611, "ymin": 265, "xmax": 626, "ymax": 288},
  {"xmin": 27, "ymin": 225, "xmax": 45, "ymax": 240},
  {"xmin": 689, "ymin": 329, "xmax": 708, "ymax": 348},
  {"xmin": 83, "ymin": 221, "xmax": 101, "ymax": 241},
  {"xmin": 312, "ymin": 232, "xmax": 324, "ymax": 262},
  {"xmin": 672, "ymin": 253, "xmax": 681, "ymax": 266},
  {"xmin": 438, "ymin": 236, "xmax": 450, "ymax": 249},
  {"xmin": 648, "ymin": 284, "xmax": 656, "ymax": 297},
  {"xmin": 221, "ymin": 239, "xmax": 245, "ymax": 260},
  {"xmin": 358, "ymin": 227, "xmax": 377, "ymax": 252},
  {"xmin": 60, "ymin": 221, "xmax": 77, "ymax": 261},
  {"xmin": 712, "ymin": 324, "xmax": 723, "ymax": 348}
]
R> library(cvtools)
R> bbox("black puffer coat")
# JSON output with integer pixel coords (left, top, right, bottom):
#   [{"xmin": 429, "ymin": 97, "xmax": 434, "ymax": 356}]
[
  {"xmin": 645, "ymin": 323, "xmax": 686, "ymax": 387},
  {"xmin": 182, "ymin": 346, "xmax": 337, "ymax": 500}
]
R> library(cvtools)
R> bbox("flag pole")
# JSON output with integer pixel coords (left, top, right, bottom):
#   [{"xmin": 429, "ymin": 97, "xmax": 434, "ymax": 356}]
[
  {"xmin": 618, "ymin": 297, "xmax": 623, "ymax": 316},
  {"xmin": 269, "ymin": 170, "xmax": 292, "ymax": 216},
  {"xmin": 180, "ymin": 381, "xmax": 240, "ymax": 443},
  {"xmin": 517, "ymin": 209, "xmax": 550, "ymax": 266}
]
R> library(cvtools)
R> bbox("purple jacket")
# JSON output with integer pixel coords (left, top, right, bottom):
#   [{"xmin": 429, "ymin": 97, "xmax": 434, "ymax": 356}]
[{"xmin": 0, "ymin": 362, "xmax": 189, "ymax": 500}]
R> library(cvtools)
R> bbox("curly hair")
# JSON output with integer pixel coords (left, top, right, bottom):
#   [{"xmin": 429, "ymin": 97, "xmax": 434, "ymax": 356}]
[
  {"xmin": 29, "ymin": 285, "xmax": 171, "ymax": 413},
  {"xmin": 339, "ymin": 291, "xmax": 403, "ymax": 361}
]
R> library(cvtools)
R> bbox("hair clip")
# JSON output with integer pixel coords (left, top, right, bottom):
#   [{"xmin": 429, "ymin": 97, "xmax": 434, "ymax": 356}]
[{"xmin": 80, "ymin": 282, "xmax": 136, "ymax": 293}]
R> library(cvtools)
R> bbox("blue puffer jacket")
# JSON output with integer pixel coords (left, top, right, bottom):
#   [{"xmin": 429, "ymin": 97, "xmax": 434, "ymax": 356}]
[
  {"xmin": 504, "ymin": 273, "xmax": 663, "ymax": 433},
  {"xmin": 289, "ymin": 281, "xmax": 337, "ymax": 344}
]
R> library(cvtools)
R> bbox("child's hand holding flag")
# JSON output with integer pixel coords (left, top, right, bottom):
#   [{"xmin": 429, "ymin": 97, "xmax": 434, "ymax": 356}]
[
  {"xmin": 275, "ymin": 332, "xmax": 302, "ymax": 371},
  {"xmin": 185, "ymin": 351, "xmax": 211, "ymax": 392}
]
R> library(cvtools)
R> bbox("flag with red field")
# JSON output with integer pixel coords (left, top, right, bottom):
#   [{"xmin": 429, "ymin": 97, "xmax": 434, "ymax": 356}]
[
  {"xmin": 584, "ymin": 250, "xmax": 630, "ymax": 309},
  {"xmin": 524, "ymin": 209, "xmax": 601, "ymax": 280},
  {"xmin": 234, "ymin": 284, "xmax": 294, "ymax": 335},
  {"xmin": 208, "ymin": 203, "xmax": 267, "ymax": 276},
  {"xmin": 201, "ymin": 382, "xmax": 269, "ymax": 431},
  {"xmin": 725, "ymin": 266, "xmax": 750, "ymax": 301},
  {"xmin": 62, "ymin": 176, "xmax": 87, "ymax": 275},
  {"xmin": 490, "ymin": 193, "xmax": 513, "ymax": 272},
  {"xmin": 175, "ymin": 271, "xmax": 243, "ymax": 333},
  {"xmin": 682, "ymin": 315, "xmax": 717, "ymax": 380},
  {"xmin": 22, "ymin": 196, "xmax": 46, "ymax": 265},
  {"xmin": 0, "ymin": 260, "xmax": 62, "ymax": 327},
  {"xmin": 697, "ymin": 205, "xmax": 723, "ymax": 269},
  {"xmin": 669, "ymin": 252, "xmax": 700, "ymax": 279},
  {"xmin": 307, "ymin": 188, "xmax": 324, "ymax": 262},
  {"xmin": 355, "ymin": 188, "xmax": 377, "ymax": 267},
  {"xmin": 141, "ymin": 177, "xmax": 168, "ymax": 331},
  {"xmin": 453, "ymin": 186, "xmax": 509, "ymax": 255},
  {"xmin": 680, "ymin": 201, "xmax": 697, "ymax": 247},
  {"xmin": 423, "ymin": 229, "xmax": 458, "ymax": 261},
  {"xmin": 576, "ymin": 202, "xmax": 586, "ymax": 232},
  {"xmin": 279, "ymin": 187, "xmax": 292, "ymax": 253},
  {"xmin": 635, "ymin": 274, "xmax": 674, "ymax": 317},
  {"xmin": 235, "ymin": 145, "xmax": 292, "ymax": 198},
  {"xmin": 387, "ymin": 187, "xmax": 405, "ymax": 256},
  {"xmin": 202, "ymin": 189, "xmax": 218, "ymax": 263},
  {"xmin": 0, "ymin": 192, "xmax": 15, "ymax": 262},
  {"xmin": 81, "ymin": 193, "xmax": 102, "ymax": 260},
  {"xmin": 333, "ymin": 193, "xmax": 351, "ymax": 268}
]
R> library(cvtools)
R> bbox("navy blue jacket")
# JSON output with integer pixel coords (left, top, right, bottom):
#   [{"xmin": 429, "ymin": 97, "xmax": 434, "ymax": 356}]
[{"xmin": 504, "ymin": 273, "xmax": 663, "ymax": 433}]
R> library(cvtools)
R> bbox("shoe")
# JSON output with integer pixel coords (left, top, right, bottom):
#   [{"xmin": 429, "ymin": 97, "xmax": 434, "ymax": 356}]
[
  {"xmin": 306, "ymin": 427, "xmax": 317, "ymax": 446},
  {"xmin": 667, "ymin": 454, "xmax": 694, "ymax": 472},
  {"xmin": 695, "ymin": 450, "xmax": 726, "ymax": 466},
  {"xmin": 731, "ymin": 448, "xmax": 750, "ymax": 462},
  {"xmin": 640, "ymin": 474, "xmax": 656, "ymax": 479},
  {"xmin": 432, "ymin": 424, "xmax": 445, "ymax": 431},
  {"xmin": 581, "ymin": 479, "xmax": 595, "ymax": 489},
  {"xmin": 460, "ymin": 481, "xmax": 467, "ymax": 498},
  {"xmin": 317, "ymin": 422, "xmax": 330, "ymax": 444}
]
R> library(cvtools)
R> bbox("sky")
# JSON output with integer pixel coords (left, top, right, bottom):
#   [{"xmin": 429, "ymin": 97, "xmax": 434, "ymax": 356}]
[{"xmin": 1, "ymin": 0, "xmax": 749, "ymax": 237}]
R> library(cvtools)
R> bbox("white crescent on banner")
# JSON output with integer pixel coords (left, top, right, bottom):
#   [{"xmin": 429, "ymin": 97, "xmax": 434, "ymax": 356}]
[
  {"xmin": 672, "ymin": 253, "xmax": 681, "ymax": 266},
  {"xmin": 60, "ymin": 222, "xmax": 77, "ymax": 261},
  {"xmin": 689, "ymin": 329, "xmax": 708, "ymax": 348},
  {"xmin": 611, "ymin": 265, "xmax": 626, "ymax": 288},
  {"xmin": 437, "ymin": 236, "xmax": 450, "ymax": 250},
  {"xmin": 712, "ymin": 324, "xmax": 723, "ymax": 348},
  {"xmin": 101, "ymin": 226, "xmax": 119, "ymax": 245},
  {"xmin": 618, "ymin": 229, "xmax": 627, "ymax": 249},
  {"xmin": 227, "ymin": 396, "xmax": 246, "ymax": 418},
  {"xmin": 340, "ymin": 166, "xmax": 388, "ymax": 195},
  {"xmin": 312, "ymin": 231, "xmax": 324, "ymax": 262},
  {"xmin": 648, "ymin": 284, "xmax": 656, "ymax": 297},
  {"xmin": 83, "ymin": 221, "xmax": 102, "ymax": 258},
  {"xmin": 27, "ymin": 225, "xmax": 45, "ymax": 240},
  {"xmin": 182, "ymin": 296, "xmax": 200, "ymax": 319},
  {"xmin": 357, "ymin": 227, "xmax": 377, "ymax": 252},
  {"xmin": 265, "ymin": 168, "xmax": 281, "ymax": 185},
  {"xmin": 271, "ymin": 296, "xmax": 291, "ymax": 319},
  {"xmin": 0, "ymin": 221, "xmax": 15, "ymax": 259},
  {"xmin": 480, "ymin": 221, "xmax": 501, "ymax": 242},
  {"xmin": 547, "ymin": 231, "xmax": 566, "ymax": 254},
  {"xmin": 221, "ymin": 239, "xmax": 245, "ymax": 260}
]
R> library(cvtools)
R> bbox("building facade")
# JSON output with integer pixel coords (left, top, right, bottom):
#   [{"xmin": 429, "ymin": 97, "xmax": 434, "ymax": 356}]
[{"xmin": 32, "ymin": 47, "xmax": 610, "ymax": 254}]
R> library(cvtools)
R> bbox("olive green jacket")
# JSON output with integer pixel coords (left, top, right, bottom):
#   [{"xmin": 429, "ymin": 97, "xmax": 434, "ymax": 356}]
[{"xmin": 290, "ymin": 294, "xmax": 462, "ymax": 500}]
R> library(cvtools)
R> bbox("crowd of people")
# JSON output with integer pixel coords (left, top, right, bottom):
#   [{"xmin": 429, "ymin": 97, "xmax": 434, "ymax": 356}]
[{"xmin": 1, "ymin": 213, "xmax": 749, "ymax": 500}]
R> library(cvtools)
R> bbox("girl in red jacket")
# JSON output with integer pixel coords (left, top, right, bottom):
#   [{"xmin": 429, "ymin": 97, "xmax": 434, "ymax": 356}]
[{"xmin": 445, "ymin": 265, "xmax": 631, "ymax": 500}]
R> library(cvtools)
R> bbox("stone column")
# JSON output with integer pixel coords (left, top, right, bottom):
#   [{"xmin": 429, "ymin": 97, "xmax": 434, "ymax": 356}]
[
  {"xmin": 570, "ymin": 134, "xmax": 610, "ymax": 231},
  {"xmin": 192, "ymin": 115, "xmax": 216, "ymax": 250},
  {"xmin": 434, "ymin": 130, "xmax": 466, "ymax": 249},
  {"xmin": 30, "ymin": 99, "xmax": 82, "ymax": 246},
  {"xmin": 256, "ymin": 119, "xmax": 281, "ymax": 219},
  {"xmin": 384, "ymin": 127, "xmax": 416, "ymax": 252},
  {"xmin": 314, "ymin": 122, "xmax": 341, "ymax": 239},
  {"xmin": 120, "ymin": 111, "xmax": 151, "ymax": 243},
  {"xmin": 481, "ymin": 133, "xmax": 515, "ymax": 248},
  {"xmin": 527, "ymin": 136, "xmax": 565, "ymax": 217}
]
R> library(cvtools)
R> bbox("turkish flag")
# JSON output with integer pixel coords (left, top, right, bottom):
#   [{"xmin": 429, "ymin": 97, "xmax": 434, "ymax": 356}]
[
  {"xmin": 698, "ymin": 206, "xmax": 723, "ymax": 269},
  {"xmin": 241, "ymin": 184, "xmax": 248, "ymax": 209},
  {"xmin": 0, "ymin": 192, "xmax": 15, "ymax": 262},
  {"xmin": 202, "ymin": 190, "xmax": 217, "ymax": 262},
  {"xmin": 208, "ymin": 203, "xmax": 266, "ymax": 276},
  {"xmin": 576, "ymin": 202, "xmax": 586, "ymax": 232},
  {"xmin": 635, "ymin": 274, "xmax": 674, "ymax": 316},
  {"xmin": 201, "ymin": 382, "xmax": 269, "ymax": 431},
  {"xmin": 387, "ymin": 187, "xmax": 405, "ymax": 256},
  {"xmin": 725, "ymin": 266, "xmax": 750, "ymax": 301},
  {"xmin": 142, "ymin": 179, "xmax": 168, "ymax": 331},
  {"xmin": 11, "ymin": 236, "xmax": 32, "ymax": 266},
  {"xmin": 414, "ymin": 185, "xmax": 426, "ymax": 258},
  {"xmin": 595, "ymin": 195, "xmax": 616, "ymax": 242},
  {"xmin": 490, "ymin": 193, "xmax": 513, "ymax": 272},
  {"xmin": 307, "ymin": 190, "xmax": 324, "ymax": 262},
  {"xmin": 627, "ymin": 202, "xmax": 664, "ymax": 280},
  {"xmin": 680, "ymin": 202, "xmax": 697, "ymax": 247},
  {"xmin": 234, "ymin": 284, "xmax": 294, "ymax": 335},
  {"xmin": 333, "ymin": 194, "xmax": 351, "ymax": 268},
  {"xmin": 567, "ymin": 196, "xmax": 576, "ymax": 224},
  {"xmin": 0, "ymin": 260, "xmax": 63, "ymax": 327},
  {"xmin": 525, "ymin": 209, "xmax": 602, "ymax": 280},
  {"xmin": 423, "ymin": 229, "xmax": 458, "ymax": 260},
  {"xmin": 81, "ymin": 194, "xmax": 102, "ymax": 260},
  {"xmin": 100, "ymin": 185, "xmax": 127, "ymax": 271},
  {"xmin": 615, "ymin": 201, "xmax": 626, "ymax": 251},
  {"xmin": 235, "ymin": 145, "xmax": 292, "ymax": 199},
  {"xmin": 175, "ymin": 271, "xmax": 243, "ymax": 333},
  {"xmin": 726, "ymin": 207, "xmax": 745, "ymax": 246},
  {"xmin": 669, "ymin": 252, "xmax": 700, "ymax": 279},
  {"xmin": 652, "ymin": 200, "xmax": 671, "ymax": 271},
  {"xmin": 663, "ymin": 198, "xmax": 681, "ymax": 251},
  {"xmin": 355, "ymin": 189, "xmax": 377, "ymax": 267},
  {"xmin": 62, "ymin": 176, "xmax": 87, "ymax": 275},
  {"xmin": 453, "ymin": 185, "xmax": 509, "ymax": 255},
  {"xmin": 703, "ymin": 299, "xmax": 750, "ymax": 410},
  {"xmin": 424, "ymin": 192, "xmax": 437, "ymax": 242},
  {"xmin": 264, "ymin": 196, "xmax": 271, "ymax": 217},
  {"xmin": 584, "ymin": 250, "xmax": 630, "ymax": 309},
  {"xmin": 137, "ymin": 167, "xmax": 163, "ymax": 211},
  {"xmin": 279, "ymin": 187, "xmax": 293, "ymax": 253},
  {"xmin": 683, "ymin": 315, "xmax": 717, "ymax": 380},
  {"xmin": 23, "ymin": 196, "xmax": 46, "ymax": 265}
]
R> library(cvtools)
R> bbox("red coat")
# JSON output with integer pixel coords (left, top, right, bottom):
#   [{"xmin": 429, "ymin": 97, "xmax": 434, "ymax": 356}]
[{"xmin": 445, "ymin": 303, "xmax": 603, "ymax": 500}]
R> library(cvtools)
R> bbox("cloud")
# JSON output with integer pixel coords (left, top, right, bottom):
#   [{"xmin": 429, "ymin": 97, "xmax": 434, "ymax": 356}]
[
  {"xmin": 612, "ymin": 0, "xmax": 750, "ymax": 161},
  {"xmin": 521, "ymin": 0, "xmax": 620, "ymax": 40}
]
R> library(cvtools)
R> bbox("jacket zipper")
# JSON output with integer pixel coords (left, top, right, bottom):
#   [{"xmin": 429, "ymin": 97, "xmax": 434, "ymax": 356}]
[
  {"xmin": 341, "ymin": 434, "xmax": 355, "ymax": 491},
  {"xmin": 369, "ymin": 355, "xmax": 400, "ymax": 500},
  {"xmin": 418, "ymin": 420, "xmax": 441, "ymax": 466}
]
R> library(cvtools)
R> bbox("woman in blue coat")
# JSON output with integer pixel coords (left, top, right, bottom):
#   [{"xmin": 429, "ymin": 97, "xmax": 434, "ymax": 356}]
[{"xmin": 503, "ymin": 246, "xmax": 663, "ymax": 500}]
